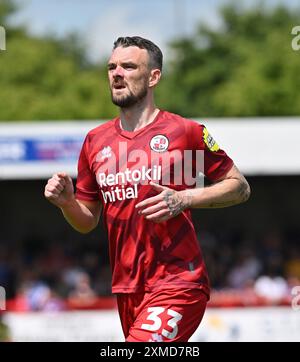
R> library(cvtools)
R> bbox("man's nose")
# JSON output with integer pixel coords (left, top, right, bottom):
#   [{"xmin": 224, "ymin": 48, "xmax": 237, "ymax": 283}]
[{"xmin": 113, "ymin": 65, "xmax": 124, "ymax": 78}]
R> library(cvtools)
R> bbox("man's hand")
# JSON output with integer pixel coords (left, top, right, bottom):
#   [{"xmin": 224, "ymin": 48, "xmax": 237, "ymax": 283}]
[
  {"xmin": 135, "ymin": 182, "xmax": 192, "ymax": 223},
  {"xmin": 44, "ymin": 172, "xmax": 101, "ymax": 233},
  {"xmin": 44, "ymin": 172, "xmax": 75, "ymax": 208}
]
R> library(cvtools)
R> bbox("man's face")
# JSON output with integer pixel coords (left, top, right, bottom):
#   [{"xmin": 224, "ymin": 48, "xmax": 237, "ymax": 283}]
[{"xmin": 108, "ymin": 46, "xmax": 151, "ymax": 108}]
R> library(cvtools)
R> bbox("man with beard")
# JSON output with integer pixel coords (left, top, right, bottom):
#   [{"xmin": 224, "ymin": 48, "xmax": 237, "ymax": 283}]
[{"xmin": 44, "ymin": 36, "xmax": 250, "ymax": 342}]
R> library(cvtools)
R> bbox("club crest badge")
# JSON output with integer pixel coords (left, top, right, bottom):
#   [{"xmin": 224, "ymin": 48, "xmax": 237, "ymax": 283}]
[{"xmin": 150, "ymin": 135, "xmax": 169, "ymax": 153}]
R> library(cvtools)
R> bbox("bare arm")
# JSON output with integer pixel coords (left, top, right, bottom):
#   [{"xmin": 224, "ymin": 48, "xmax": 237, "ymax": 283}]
[
  {"xmin": 135, "ymin": 165, "xmax": 250, "ymax": 223},
  {"xmin": 61, "ymin": 198, "xmax": 101, "ymax": 234},
  {"xmin": 185, "ymin": 164, "xmax": 251, "ymax": 208},
  {"xmin": 44, "ymin": 172, "xmax": 101, "ymax": 233}
]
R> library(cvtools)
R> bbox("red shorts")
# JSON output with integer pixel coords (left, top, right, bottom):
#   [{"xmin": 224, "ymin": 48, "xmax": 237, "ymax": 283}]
[{"xmin": 116, "ymin": 288, "xmax": 208, "ymax": 342}]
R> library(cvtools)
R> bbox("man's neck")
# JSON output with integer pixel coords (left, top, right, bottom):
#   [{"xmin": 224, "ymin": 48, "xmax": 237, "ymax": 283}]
[{"xmin": 119, "ymin": 102, "xmax": 160, "ymax": 132}]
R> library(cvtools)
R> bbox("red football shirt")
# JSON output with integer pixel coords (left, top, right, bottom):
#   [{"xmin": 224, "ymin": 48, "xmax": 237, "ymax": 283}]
[{"xmin": 75, "ymin": 110, "xmax": 233, "ymax": 298}]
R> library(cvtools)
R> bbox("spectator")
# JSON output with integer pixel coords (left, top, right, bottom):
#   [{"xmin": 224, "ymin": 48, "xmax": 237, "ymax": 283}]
[
  {"xmin": 254, "ymin": 275, "xmax": 289, "ymax": 303},
  {"xmin": 68, "ymin": 272, "xmax": 97, "ymax": 308}
]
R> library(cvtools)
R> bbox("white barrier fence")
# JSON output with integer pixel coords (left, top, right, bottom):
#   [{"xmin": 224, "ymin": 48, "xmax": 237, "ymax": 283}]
[
  {"xmin": 3, "ymin": 307, "xmax": 300, "ymax": 342},
  {"xmin": 2, "ymin": 118, "xmax": 300, "ymax": 179}
]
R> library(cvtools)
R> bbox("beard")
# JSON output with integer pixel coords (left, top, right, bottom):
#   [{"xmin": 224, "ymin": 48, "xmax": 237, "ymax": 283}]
[{"xmin": 111, "ymin": 82, "xmax": 148, "ymax": 108}]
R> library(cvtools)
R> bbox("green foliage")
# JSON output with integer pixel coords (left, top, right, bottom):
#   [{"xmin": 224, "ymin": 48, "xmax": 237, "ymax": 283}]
[
  {"xmin": 0, "ymin": 0, "xmax": 16, "ymax": 26},
  {"xmin": 157, "ymin": 3, "xmax": 300, "ymax": 117},
  {"xmin": 0, "ymin": 1, "xmax": 300, "ymax": 121},
  {"xmin": 0, "ymin": 1, "xmax": 117, "ymax": 121}
]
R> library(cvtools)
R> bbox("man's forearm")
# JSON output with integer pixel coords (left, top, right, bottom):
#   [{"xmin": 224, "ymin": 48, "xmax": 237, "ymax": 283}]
[
  {"xmin": 60, "ymin": 198, "xmax": 98, "ymax": 233},
  {"xmin": 135, "ymin": 167, "xmax": 250, "ymax": 222},
  {"xmin": 181, "ymin": 178, "xmax": 250, "ymax": 209}
]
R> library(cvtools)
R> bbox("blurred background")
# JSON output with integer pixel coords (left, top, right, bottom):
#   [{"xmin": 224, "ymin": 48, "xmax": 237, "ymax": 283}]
[{"xmin": 0, "ymin": 0, "xmax": 300, "ymax": 341}]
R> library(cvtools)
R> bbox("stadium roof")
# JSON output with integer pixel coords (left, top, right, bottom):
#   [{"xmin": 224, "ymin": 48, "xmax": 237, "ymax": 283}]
[{"xmin": 0, "ymin": 117, "xmax": 300, "ymax": 179}]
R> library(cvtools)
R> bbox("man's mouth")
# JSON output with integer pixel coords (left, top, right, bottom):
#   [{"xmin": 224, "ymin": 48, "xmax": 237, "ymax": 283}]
[{"xmin": 113, "ymin": 84, "xmax": 126, "ymax": 90}]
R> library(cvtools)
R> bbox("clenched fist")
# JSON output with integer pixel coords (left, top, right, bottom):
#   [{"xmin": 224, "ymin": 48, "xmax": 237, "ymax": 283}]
[{"xmin": 44, "ymin": 172, "xmax": 75, "ymax": 208}]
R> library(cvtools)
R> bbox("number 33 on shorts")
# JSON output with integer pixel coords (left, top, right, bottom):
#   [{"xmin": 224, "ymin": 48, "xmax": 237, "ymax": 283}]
[{"xmin": 141, "ymin": 307, "xmax": 183, "ymax": 340}]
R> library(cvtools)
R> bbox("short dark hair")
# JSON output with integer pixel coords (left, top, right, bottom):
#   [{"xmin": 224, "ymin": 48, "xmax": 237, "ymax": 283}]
[{"xmin": 113, "ymin": 36, "xmax": 163, "ymax": 71}]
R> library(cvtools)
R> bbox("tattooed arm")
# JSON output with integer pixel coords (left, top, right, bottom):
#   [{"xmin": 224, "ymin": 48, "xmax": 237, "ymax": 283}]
[
  {"xmin": 185, "ymin": 164, "xmax": 251, "ymax": 209},
  {"xmin": 135, "ymin": 165, "xmax": 250, "ymax": 223}
]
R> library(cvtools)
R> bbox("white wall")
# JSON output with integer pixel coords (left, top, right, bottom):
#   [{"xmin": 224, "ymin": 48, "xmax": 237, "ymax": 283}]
[
  {"xmin": 1, "ymin": 118, "xmax": 300, "ymax": 178},
  {"xmin": 3, "ymin": 307, "xmax": 300, "ymax": 342}
]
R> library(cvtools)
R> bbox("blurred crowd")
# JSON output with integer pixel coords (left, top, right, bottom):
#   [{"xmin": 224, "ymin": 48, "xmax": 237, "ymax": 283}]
[
  {"xmin": 0, "ymin": 240, "xmax": 112, "ymax": 311},
  {"xmin": 199, "ymin": 228, "xmax": 300, "ymax": 305},
  {"xmin": 0, "ymin": 228, "xmax": 299, "ymax": 311}
]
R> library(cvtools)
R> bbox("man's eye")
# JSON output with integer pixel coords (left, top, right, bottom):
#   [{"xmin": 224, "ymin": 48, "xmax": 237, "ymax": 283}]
[{"xmin": 124, "ymin": 65, "xmax": 136, "ymax": 70}]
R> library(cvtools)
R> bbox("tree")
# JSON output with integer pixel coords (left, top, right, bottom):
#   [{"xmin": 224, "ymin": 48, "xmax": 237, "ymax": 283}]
[
  {"xmin": 1, "ymin": 1, "xmax": 300, "ymax": 120},
  {"xmin": 0, "ymin": 0, "xmax": 117, "ymax": 121},
  {"xmin": 157, "ymin": 3, "xmax": 300, "ymax": 117},
  {"xmin": 0, "ymin": 0, "xmax": 16, "ymax": 26}
]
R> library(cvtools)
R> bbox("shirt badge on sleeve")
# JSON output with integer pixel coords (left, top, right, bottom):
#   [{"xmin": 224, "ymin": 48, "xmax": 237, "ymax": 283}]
[{"xmin": 203, "ymin": 127, "xmax": 220, "ymax": 152}]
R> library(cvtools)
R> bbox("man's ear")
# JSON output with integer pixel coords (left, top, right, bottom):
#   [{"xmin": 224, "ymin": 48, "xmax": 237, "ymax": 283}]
[{"xmin": 149, "ymin": 69, "xmax": 161, "ymax": 88}]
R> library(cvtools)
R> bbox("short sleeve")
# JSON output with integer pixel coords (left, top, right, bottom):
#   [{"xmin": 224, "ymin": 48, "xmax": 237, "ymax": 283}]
[
  {"xmin": 75, "ymin": 135, "xmax": 99, "ymax": 201},
  {"xmin": 188, "ymin": 121, "xmax": 234, "ymax": 182}
]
